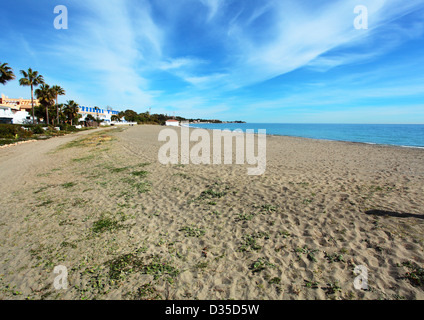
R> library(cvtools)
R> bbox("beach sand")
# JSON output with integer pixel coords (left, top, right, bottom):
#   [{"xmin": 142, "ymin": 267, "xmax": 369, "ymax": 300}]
[{"xmin": 0, "ymin": 125, "xmax": 423, "ymax": 300}]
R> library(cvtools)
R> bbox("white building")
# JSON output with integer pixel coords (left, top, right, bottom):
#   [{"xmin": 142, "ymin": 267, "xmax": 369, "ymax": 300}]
[
  {"xmin": 0, "ymin": 104, "xmax": 32, "ymax": 124},
  {"xmin": 0, "ymin": 94, "xmax": 35, "ymax": 124},
  {"xmin": 78, "ymin": 106, "xmax": 120, "ymax": 123},
  {"xmin": 77, "ymin": 106, "xmax": 138, "ymax": 126},
  {"xmin": 165, "ymin": 119, "xmax": 180, "ymax": 127}
]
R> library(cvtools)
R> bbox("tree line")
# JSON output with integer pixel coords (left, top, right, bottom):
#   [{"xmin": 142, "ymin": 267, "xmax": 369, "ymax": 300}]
[
  {"xmin": 114, "ymin": 109, "xmax": 226, "ymax": 125},
  {"xmin": 1, "ymin": 61, "xmax": 234, "ymax": 127},
  {"xmin": 0, "ymin": 62, "xmax": 83, "ymax": 126}
]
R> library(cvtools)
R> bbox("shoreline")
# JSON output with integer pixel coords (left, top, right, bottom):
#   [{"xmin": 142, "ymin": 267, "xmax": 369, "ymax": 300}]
[{"xmin": 186, "ymin": 124, "xmax": 424, "ymax": 150}]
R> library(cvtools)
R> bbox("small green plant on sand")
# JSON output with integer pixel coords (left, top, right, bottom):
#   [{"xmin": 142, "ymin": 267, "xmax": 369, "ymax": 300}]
[
  {"xmin": 196, "ymin": 182, "xmax": 230, "ymax": 201},
  {"xmin": 198, "ymin": 189, "xmax": 227, "ymax": 200},
  {"xmin": 249, "ymin": 258, "xmax": 276, "ymax": 273},
  {"xmin": 110, "ymin": 166, "xmax": 130, "ymax": 173},
  {"xmin": 92, "ymin": 216, "xmax": 125, "ymax": 234},
  {"xmin": 238, "ymin": 234, "xmax": 261, "ymax": 252},
  {"xmin": 236, "ymin": 213, "xmax": 255, "ymax": 221},
  {"xmin": 401, "ymin": 261, "xmax": 424, "ymax": 287},
  {"xmin": 107, "ymin": 253, "xmax": 179, "ymax": 282},
  {"xmin": 62, "ymin": 182, "xmax": 76, "ymax": 189},
  {"xmin": 324, "ymin": 252, "xmax": 345, "ymax": 263},
  {"xmin": 107, "ymin": 253, "xmax": 142, "ymax": 281},
  {"xmin": 173, "ymin": 172, "xmax": 191, "ymax": 179},
  {"xmin": 295, "ymin": 246, "xmax": 319, "ymax": 262},
  {"xmin": 179, "ymin": 226, "xmax": 205, "ymax": 238},
  {"xmin": 195, "ymin": 262, "xmax": 209, "ymax": 270},
  {"xmin": 141, "ymin": 255, "xmax": 180, "ymax": 280},
  {"xmin": 269, "ymin": 277, "xmax": 281, "ymax": 285},
  {"xmin": 259, "ymin": 204, "xmax": 278, "ymax": 214},
  {"xmin": 132, "ymin": 283, "xmax": 162, "ymax": 300},
  {"xmin": 324, "ymin": 281, "xmax": 342, "ymax": 295},
  {"xmin": 132, "ymin": 170, "xmax": 149, "ymax": 178},
  {"xmin": 238, "ymin": 232, "xmax": 269, "ymax": 252},
  {"xmin": 37, "ymin": 199, "xmax": 53, "ymax": 207},
  {"xmin": 138, "ymin": 162, "xmax": 151, "ymax": 167},
  {"xmin": 304, "ymin": 279, "xmax": 319, "ymax": 289},
  {"xmin": 135, "ymin": 181, "xmax": 151, "ymax": 193},
  {"xmin": 279, "ymin": 231, "xmax": 291, "ymax": 238}
]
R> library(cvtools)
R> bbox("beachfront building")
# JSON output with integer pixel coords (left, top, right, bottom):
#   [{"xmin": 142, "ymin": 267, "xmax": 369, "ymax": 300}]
[
  {"xmin": 0, "ymin": 105, "xmax": 32, "ymax": 124},
  {"xmin": 0, "ymin": 94, "xmax": 40, "ymax": 112},
  {"xmin": 78, "ymin": 106, "xmax": 122, "ymax": 124},
  {"xmin": 0, "ymin": 94, "xmax": 35, "ymax": 124},
  {"xmin": 166, "ymin": 119, "xmax": 180, "ymax": 126}
]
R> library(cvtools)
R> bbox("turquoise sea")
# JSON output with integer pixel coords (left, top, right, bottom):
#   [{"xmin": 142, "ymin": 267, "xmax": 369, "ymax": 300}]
[{"xmin": 190, "ymin": 123, "xmax": 424, "ymax": 148}]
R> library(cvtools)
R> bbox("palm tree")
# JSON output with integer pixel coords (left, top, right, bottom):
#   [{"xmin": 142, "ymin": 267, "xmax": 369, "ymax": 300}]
[
  {"xmin": 51, "ymin": 85, "xmax": 65, "ymax": 125},
  {"xmin": 57, "ymin": 104, "xmax": 66, "ymax": 123},
  {"xmin": 64, "ymin": 100, "xmax": 79, "ymax": 125},
  {"xmin": 85, "ymin": 114, "xmax": 96, "ymax": 126},
  {"xmin": 35, "ymin": 84, "xmax": 55, "ymax": 125},
  {"xmin": 0, "ymin": 62, "xmax": 15, "ymax": 85},
  {"xmin": 94, "ymin": 106, "xmax": 101, "ymax": 125},
  {"xmin": 19, "ymin": 68, "xmax": 44, "ymax": 124}
]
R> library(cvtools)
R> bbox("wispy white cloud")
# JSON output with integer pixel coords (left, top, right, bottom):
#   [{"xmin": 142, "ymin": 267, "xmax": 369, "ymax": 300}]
[
  {"xmin": 200, "ymin": 0, "xmax": 224, "ymax": 21},
  {"xmin": 219, "ymin": 0, "xmax": 424, "ymax": 87},
  {"xmin": 158, "ymin": 57, "xmax": 207, "ymax": 71},
  {"xmin": 48, "ymin": 0, "xmax": 162, "ymax": 107},
  {"xmin": 182, "ymin": 73, "xmax": 227, "ymax": 87}
]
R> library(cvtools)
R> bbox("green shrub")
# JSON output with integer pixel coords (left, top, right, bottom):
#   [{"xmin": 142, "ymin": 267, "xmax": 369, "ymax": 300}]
[
  {"xmin": 0, "ymin": 124, "xmax": 16, "ymax": 138},
  {"xmin": 59, "ymin": 124, "xmax": 78, "ymax": 132},
  {"xmin": 32, "ymin": 125, "xmax": 44, "ymax": 134},
  {"xmin": 0, "ymin": 139, "xmax": 17, "ymax": 146},
  {"xmin": 0, "ymin": 124, "xmax": 33, "ymax": 139}
]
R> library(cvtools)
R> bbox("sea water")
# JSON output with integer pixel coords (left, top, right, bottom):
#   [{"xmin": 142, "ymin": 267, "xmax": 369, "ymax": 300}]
[{"xmin": 191, "ymin": 123, "xmax": 424, "ymax": 148}]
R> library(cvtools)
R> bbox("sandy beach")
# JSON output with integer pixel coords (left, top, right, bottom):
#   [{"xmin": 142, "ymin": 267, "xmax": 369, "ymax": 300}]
[{"xmin": 0, "ymin": 125, "xmax": 423, "ymax": 300}]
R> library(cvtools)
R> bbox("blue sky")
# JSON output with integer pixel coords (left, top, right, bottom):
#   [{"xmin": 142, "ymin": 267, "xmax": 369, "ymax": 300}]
[{"xmin": 1, "ymin": 0, "xmax": 424, "ymax": 123}]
